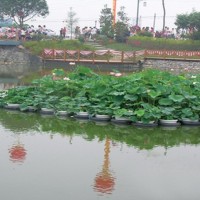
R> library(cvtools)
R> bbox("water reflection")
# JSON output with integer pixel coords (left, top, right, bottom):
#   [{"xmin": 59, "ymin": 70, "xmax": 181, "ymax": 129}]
[
  {"xmin": 0, "ymin": 78, "xmax": 19, "ymax": 90},
  {"xmin": 94, "ymin": 138, "xmax": 115, "ymax": 195},
  {"xmin": 9, "ymin": 142, "xmax": 27, "ymax": 163},
  {"xmin": 1, "ymin": 110, "xmax": 200, "ymax": 200},
  {"xmin": 0, "ymin": 109, "xmax": 200, "ymax": 152}
]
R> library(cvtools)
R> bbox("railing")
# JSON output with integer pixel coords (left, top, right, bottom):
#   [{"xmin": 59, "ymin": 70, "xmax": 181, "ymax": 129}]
[
  {"xmin": 42, "ymin": 49, "xmax": 200, "ymax": 63},
  {"xmin": 42, "ymin": 49, "xmax": 145, "ymax": 64},
  {"xmin": 144, "ymin": 50, "xmax": 200, "ymax": 60}
]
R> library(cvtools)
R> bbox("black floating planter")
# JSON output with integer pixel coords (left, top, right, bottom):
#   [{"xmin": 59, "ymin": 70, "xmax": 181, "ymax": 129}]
[
  {"xmin": 159, "ymin": 119, "xmax": 181, "ymax": 126},
  {"xmin": 133, "ymin": 121, "xmax": 158, "ymax": 127},
  {"xmin": 75, "ymin": 112, "xmax": 89, "ymax": 119},
  {"xmin": 40, "ymin": 108, "xmax": 55, "ymax": 115},
  {"xmin": 159, "ymin": 122, "xmax": 181, "ymax": 126},
  {"xmin": 4, "ymin": 103, "xmax": 20, "ymax": 110},
  {"xmin": 56, "ymin": 111, "xmax": 69, "ymax": 116},
  {"xmin": 111, "ymin": 118, "xmax": 132, "ymax": 125},
  {"xmin": 91, "ymin": 114, "xmax": 111, "ymax": 122},
  {"xmin": 28, "ymin": 106, "xmax": 37, "ymax": 112},
  {"xmin": 181, "ymin": 119, "xmax": 200, "ymax": 126}
]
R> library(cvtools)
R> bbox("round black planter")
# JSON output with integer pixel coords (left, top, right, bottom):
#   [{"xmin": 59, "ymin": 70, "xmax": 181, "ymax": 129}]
[
  {"xmin": 181, "ymin": 120, "xmax": 200, "ymax": 126},
  {"xmin": 40, "ymin": 108, "xmax": 55, "ymax": 115},
  {"xmin": 159, "ymin": 122, "xmax": 181, "ymax": 126},
  {"xmin": 4, "ymin": 103, "xmax": 20, "ymax": 110},
  {"xmin": 111, "ymin": 118, "xmax": 132, "ymax": 125},
  {"xmin": 28, "ymin": 106, "xmax": 37, "ymax": 112},
  {"xmin": 132, "ymin": 122, "xmax": 158, "ymax": 127},
  {"xmin": 90, "ymin": 115, "xmax": 111, "ymax": 122}
]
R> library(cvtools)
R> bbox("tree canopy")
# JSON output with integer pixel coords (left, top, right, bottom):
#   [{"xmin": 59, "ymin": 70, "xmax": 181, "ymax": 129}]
[
  {"xmin": 115, "ymin": 6, "xmax": 130, "ymax": 42},
  {"xmin": 175, "ymin": 11, "xmax": 200, "ymax": 40},
  {"xmin": 0, "ymin": 0, "xmax": 49, "ymax": 28},
  {"xmin": 99, "ymin": 4, "xmax": 114, "ymax": 38},
  {"xmin": 175, "ymin": 11, "xmax": 200, "ymax": 32}
]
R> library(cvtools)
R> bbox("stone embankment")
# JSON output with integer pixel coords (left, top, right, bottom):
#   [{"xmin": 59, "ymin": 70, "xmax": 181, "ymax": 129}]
[
  {"xmin": 144, "ymin": 59, "xmax": 200, "ymax": 74},
  {"xmin": 0, "ymin": 44, "xmax": 42, "ymax": 78}
]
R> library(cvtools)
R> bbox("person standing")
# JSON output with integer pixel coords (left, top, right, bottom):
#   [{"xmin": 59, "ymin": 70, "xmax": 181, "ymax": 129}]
[{"xmin": 63, "ymin": 27, "xmax": 67, "ymax": 38}]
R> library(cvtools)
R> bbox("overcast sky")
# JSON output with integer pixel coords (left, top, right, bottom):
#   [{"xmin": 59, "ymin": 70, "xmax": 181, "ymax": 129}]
[{"xmin": 31, "ymin": 0, "xmax": 200, "ymax": 33}]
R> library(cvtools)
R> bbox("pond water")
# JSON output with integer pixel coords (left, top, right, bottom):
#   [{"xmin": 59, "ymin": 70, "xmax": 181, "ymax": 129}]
[
  {"xmin": 0, "ymin": 109, "xmax": 200, "ymax": 200},
  {"xmin": 0, "ymin": 78, "xmax": 19, "ymax": 90}
]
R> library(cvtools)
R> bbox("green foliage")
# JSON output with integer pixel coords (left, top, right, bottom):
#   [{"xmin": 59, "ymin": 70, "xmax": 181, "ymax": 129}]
[
  {"xmin": 127, "ymin": 36, "xmax": 200, "ymax": 50},
  {"xmin": 99, "ymin": 4, "xmax": 114, "ymax": 38},
  {"xmin": 175, "ymin": 11, "xmax": 200, "ymax": 40},
  {"xmin": 104, "ymin": 42, "xmax": 142, "ymax": 51},
  {"xmin": 52, "ymin": 68, "xmax": 65, "ymax": 77},
  {"xmin": 1, "ymin": 67, "xmax": 200, "ymax": 123},
  {"xmin": 190, "ymin": 31, "xmax": 200, "ymax": 40},
  {"xmin": 175, "ymin": 11, "xmax": 200, "ymax": 32},
  {"xmin": 0, "ymin": 0, "xmax": 49, "ymax": 28},
  {"xmin": 115, "ymin": 21, "xmax": 130, "ymax": 42},
  {"xmin": 138, "ymin": 31, "xmax": 153, "ymax": 37},
  {"xmin": 114, "ymin": 6, "xmax": 130, "ymax": 43},
  {"xmin": 78, "ymin": 35, "xmax": 85, "ymax": 43},
  {"xmin": 23, "ymin": 40, "xmax": 94, "ymax": 55}
]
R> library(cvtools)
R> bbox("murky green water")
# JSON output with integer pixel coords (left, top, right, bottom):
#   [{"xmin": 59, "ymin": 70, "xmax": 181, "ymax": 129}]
[
  {"xmin": 0, "ymin": 109, "xmax": 200, "ymax": 200},
  {"xmin": 0, "ymin": 78, "xmax": 19, "ymax": 90}
]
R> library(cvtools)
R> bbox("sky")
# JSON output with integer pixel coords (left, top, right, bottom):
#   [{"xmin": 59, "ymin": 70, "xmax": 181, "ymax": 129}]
[{"xmin": 30, "ymin": 0, "xmax": 200, "ymax": 34}]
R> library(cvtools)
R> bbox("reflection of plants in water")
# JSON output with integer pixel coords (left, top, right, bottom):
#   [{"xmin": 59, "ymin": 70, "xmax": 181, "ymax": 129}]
[
  {"xmin": 0, "ymin": 109, "xmax": 39, "ymax": 132},
  {"xmin": 0, "ymin": 110, "xmax": 200, "ymax": 150}
]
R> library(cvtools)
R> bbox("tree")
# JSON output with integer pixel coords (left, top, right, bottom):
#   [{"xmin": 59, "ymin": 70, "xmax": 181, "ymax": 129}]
[
  {"xmin": 115, "ymin": 6, "xmax": 130, "ymax": 42},
  {"xmin": 0, "ymin": 0, "xmax": 49, "ymax": 28},
  {"xmin": 66, "ymin": 7, "xmax": 78, "ymax": 39},
  {"xmin": 99, "ymin": 4, "xmax": 114, "ymax": 38},
  {"xmin": 175, "ymin": 11, "xmax": 200, "ymax": 40},
  {"xmin": 175, "ymin": 14, "xmax": 190, "ymax": 31}
]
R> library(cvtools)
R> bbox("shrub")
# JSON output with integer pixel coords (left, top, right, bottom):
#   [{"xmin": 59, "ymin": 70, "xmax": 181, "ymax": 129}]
[
  {"xmin": 127, "ymin": 36, "xmax": 200, "ymax": 50},
  {"xmin": 190, "ymin": 31, "xmax": 200, "ymax": 40},
  {"xmin": 138, "ymin": 31, "xmax": 153, "ymax": 37}
]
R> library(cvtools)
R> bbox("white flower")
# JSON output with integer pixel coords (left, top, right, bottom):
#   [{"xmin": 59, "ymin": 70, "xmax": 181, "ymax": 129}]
[
  {"xmin": 109, "ymin": 72, "xmax": 115, "ymax": 75},
  {"xmin": 193, "ymin": 82, "xmax": 197, "ymax": 85},
  {"xmin": 191, "ymin": 75, "xmax": 196, "ymax": 79},
  {"xmin": 52, "ymin": 72, "xmax": 56, "ymax": 76},
  {"xmin": 115, "ymin": 73, "xmax": 122, "ymax": 77},
  {"xmin": 69, "ymin": 62, "xmax": 76, "ymax": 65},
  {"xmin": 63, "ymin": 77, "xmax": 70, "ymax": 81}
]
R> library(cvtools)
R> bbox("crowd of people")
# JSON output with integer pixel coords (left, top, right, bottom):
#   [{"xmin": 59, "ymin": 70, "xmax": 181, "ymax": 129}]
[
  {"xmin": 59, "ymin": 26, "xmax": 100, "ymax": 41},
  {"xmin": 0, "ymin": 23, "xmax": 188, "ymax": 42},
  {"xmin": 0, "ymin": 25, "xmax": 55, "ymax": 41},
  {"xmin": 130, "ymin": 25, "xmax": 185, "ymax": 39}
]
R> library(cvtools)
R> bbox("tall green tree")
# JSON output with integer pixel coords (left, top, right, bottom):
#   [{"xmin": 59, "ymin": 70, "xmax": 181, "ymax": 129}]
[
  {"xmin": 115, "ymin": 6, "xmax": 130, "ymax": 42},
  {"xmin": 175, "ymin": 11, "xmax": 200, "ymax": 40},
  {"xmin": 175, "ymin": 14, "xmax": 190, "ymax": 30},
  {"xmin": 99, "ymin": 4, "xmax": 114, "ymax": 38},
  {"xmin": 0, "ymin": 0, "xmax": 49, "ymax": 28},
  {"xmin": 66, "ymin": 7, "xmax": 78, "ymax": 39},
  {"xmin": 175, "ymin": 11, "xmax": 200, "ymax": 31}
]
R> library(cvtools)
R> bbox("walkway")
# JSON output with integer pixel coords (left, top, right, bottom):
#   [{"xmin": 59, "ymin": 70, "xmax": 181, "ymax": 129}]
[{"xmin": 0, "ymin": 40, "xmax": 22, "ymax": 46}]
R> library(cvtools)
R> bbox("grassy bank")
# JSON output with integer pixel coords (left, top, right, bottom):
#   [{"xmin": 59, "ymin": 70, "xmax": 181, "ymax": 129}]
[
  {"xmin": 23, "ymin": 40, "xmax": 95, "ymax": 55},
  {"xmin": 127, "ymin": 36, "xmax": 200, "ymax": 51},
  {"xmin": 104, "ymin": 42, "xmax": 143, "ymax": 51}
]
